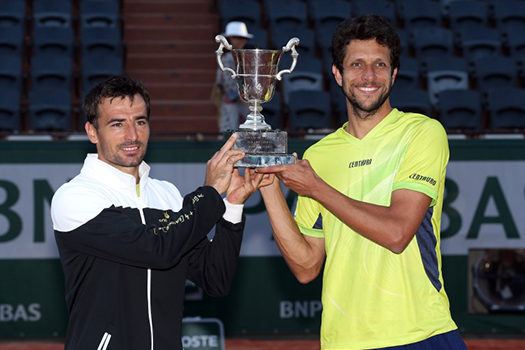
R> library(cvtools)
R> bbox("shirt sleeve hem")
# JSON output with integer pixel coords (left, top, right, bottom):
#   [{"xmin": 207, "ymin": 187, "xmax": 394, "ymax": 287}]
[
  {"xmin": 297, "ymin": 223, "xmax": 324, "ymax": 238},
  {"xmin": 392, "ymin": 181, "xmax": 438, "ymax": 206}
]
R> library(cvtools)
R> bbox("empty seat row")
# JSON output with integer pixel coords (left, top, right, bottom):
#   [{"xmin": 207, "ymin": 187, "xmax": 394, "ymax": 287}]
[
  {"xmin": 391, "ymin": 86, "xmax": 525, "ymax": 132},
  {"xmin": 258, "ymin": 90, "xmax": 333, "ymax": 133},
  {"xmin": 220, "ymin": 1, "xmax": 525, "ymax": 101},
  {"xmin": 0, "ymin": 0, "xmax": 120, "ymax": 29},
  {"xmin": 0, "ymin": 0, "xmax": 123, "ymax": 133},
  {"xmin": 0, "ymin": 52, "xmax": 123, "ymax": 132},
  {"xmin": 258, "ymin": 85, "xmax": 525, "ymax": 136},
  {"xmin": 220, "ymin": 0, "xmax": 525, "ymax": 39},
  {"xmin": 240, "ymin": 22, "xmax": 524, "ymax": 68},
  {"xmin": 398, "ymin": 53, "xmax": 525, "ymax": 104},
  {"xmin": 219, "ymin": 0, "xmax": 525, "ymax": 57}
]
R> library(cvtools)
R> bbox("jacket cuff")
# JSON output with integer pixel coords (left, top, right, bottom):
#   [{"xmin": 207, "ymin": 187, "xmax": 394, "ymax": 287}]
[{"xmin": 222, "ymin": 198, "xmax": 243, "ymax": 224}]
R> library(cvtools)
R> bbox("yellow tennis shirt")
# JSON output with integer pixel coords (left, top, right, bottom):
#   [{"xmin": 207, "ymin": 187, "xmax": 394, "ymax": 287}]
[{"xmin": 295, "ymin": 109, "xmax": 457, "ymax": 349}]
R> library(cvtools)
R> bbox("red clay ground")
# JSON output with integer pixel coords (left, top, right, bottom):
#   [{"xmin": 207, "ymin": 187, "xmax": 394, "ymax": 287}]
[{"xmin": 1, "ymin": 339, "xmax": 525, "ymax": 349}]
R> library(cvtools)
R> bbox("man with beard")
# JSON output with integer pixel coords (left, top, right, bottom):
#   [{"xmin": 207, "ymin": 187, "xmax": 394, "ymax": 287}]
[
  {"xmin": 51, "ymin": 76, "xmax": 266, "ymax": 350},
  {"xmin": 256, "ymin": 15, "xmax": 466, "ymax": 349}
]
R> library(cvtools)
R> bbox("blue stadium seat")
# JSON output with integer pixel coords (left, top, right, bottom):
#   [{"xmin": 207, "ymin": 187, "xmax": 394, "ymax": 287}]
[
  {"xmin": 352, "ymin": 0, "xmax": 397, "ymax": 26},
  {"xmin": 485, "ymin": 87, "xmax": 525, "ymax": 130},
  {"xmin": 505, "ymin": 25, "xmax": 525, "ymax": 58},
  {"xmin": 519, "ymin": 56, "xmax": 525, "ymax": 86},
  {"xmin": 81, "ymin": 26, "xmax": 122, "ymax": 58},
  {"xmin": 411, "ymin": 27, "xmax": 455, "ymax": 61},
  {"xmin": 282, "ymin": 69, "xmax": 324, "ymax": 104},
  {"xmin": 283, "ymin": 54, "xmax": 326, "ymax": 90},
  {"xmin": 310, "ymin": 0, "xmax": 350, "ymax": 32},
  {"xmin": 320, "ymin": 47, "xmax": 334, "ymax": 81},
  {"xmin": 397, "ymin": 28, "xmax": 411, "ymax": 56},
  {"xmin": 315, "ymin": 22, "xmax": 338, "ymax": 70},
  {"xmin": 219, "ymin": 0, "xmax": 261, "ymax": 27},
  {"xmin": 0, "ymin": 25, "xmax": 24, "ymax": 56},
  {"xmin": 390, "ymin": 86, "xmax": 432, "ymax": 116},
  {"xmin": 288, "ymin": 90, "xmax": 332, "ymax": 133},
  {"xmin": 437, "ymin": 89, "xmax": 482, "ymax": 132},
  {"xmin": 28, "ymin": 87, "xmax": 72, "ymax": 131},
  {"xmin": 457, "ymin": 26, "xmax": 502, "ymax": 62},
  {"xmin": 328, "ymin": 79, "xmax": 347, "ymax": 127},
  {"xmin": 264, "ymin": 0, "xmax": 307, "ymax": 21},
  {"xmin": 81, "ymin": 54, "xmax": 123, "ymax": 97},
  {"xmin": 396, "ymin": 55, "xmax": 420, "ymax": 89},
  {"xmin": 265, "ymin": 0, "xmax": 307, "ymax": 34},
  {"xmin": 447, "ymin": 0, "xmax": 490, "ymax": 35},
  {"xmin": 30, "ymin": 53, "xmax": 73, "ymax": 91},
  {"xmin": 33, "ymin": 26, "xmax": 74, "ymax": 57},
  {"xmin": 422, "ymin": 55, "xmax": 470, "ymax": 106},
  {"xmin": 80, "ymin": 0, "xmax": 120, "ymax": 28},
  {"xmin": 493, "ymin": 0, "xmax": 525, "ymax": 43},
  {"xmin": 420, "ymin": 54, "xmax": 469, "ymax": 75},
  {"xmin": 0, "ymin": 87, "xmax": 21, "ymax": 131},
  {"xmin": 33, "ymin": 0, "xmax": 72, "ymax": 28},
  {"xmin": 399, "ymin": 0, "xmax": 442, "ymax": 30},
  {"xmin": 245, "ymin": 25, "xmax": 268, "ymax": 49},
  {"xmin": 270, "ymin": 27, "xmax": 315, "ymax": 57},
  {"xmin": 262, "ymin": 92, "xmax": 283, "ymax": 130},
  {"xmin": 0, "ymin": 53, "xmax": 23, "ymax": 93},
  {"xmin": 0, "ymin": 0, "xmax": 26, "ymax": 28},
  {"xmin": 279, "ymin": 54, "xmax": 323, "ymax": 77},
  {"xmin": 472, "ymin": 55, "xmax": 518, "ymax": 92}
]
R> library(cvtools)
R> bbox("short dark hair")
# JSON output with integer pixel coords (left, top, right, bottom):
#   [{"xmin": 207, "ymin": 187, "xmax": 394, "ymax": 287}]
[
  {"xmin": 83, "ymin": 75, "xmax": 151, "ymax": 127},
  {"xmin": 331, "ymin": 15, "xmax": 401, "ymax": 74}
]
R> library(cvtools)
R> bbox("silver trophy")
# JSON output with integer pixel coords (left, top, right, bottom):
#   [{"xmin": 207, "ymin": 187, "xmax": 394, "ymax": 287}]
[{"xmin": 215, "ymin": 34, "xmax": 299, "ymax": 167}]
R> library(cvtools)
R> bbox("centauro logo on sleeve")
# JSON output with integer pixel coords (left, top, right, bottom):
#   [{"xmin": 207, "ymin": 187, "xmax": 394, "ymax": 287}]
[{"xmin": 409, "ymin": 173, "xmax": 437, "ymax": 186}]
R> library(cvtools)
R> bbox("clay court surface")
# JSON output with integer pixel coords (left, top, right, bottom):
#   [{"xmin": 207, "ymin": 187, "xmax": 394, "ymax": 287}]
[{"xmin": 1, "ymin": 338, "xmax": 525, "ymax": 349}]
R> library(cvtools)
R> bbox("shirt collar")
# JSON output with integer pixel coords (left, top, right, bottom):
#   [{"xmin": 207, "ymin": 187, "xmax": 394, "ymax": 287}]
[{"xmin": 81, "ymin": 153, "xmax": 150, "ymax": 191}]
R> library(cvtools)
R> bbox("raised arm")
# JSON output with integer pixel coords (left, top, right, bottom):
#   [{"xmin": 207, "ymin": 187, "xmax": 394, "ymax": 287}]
[
  {"xmin": 259, "ymin": 177, "xmax": 326, "ymax": 283},
  {"xmin": 258, "ymin": 160, "xmax": 431, "ymax": 254},
  {"xmin": 185, "ymin": 168, "xmax": 269, "ymax": 296},
  {"xmin": 52, "ymin": 185, "xmax": 228, "ymax": 269}
]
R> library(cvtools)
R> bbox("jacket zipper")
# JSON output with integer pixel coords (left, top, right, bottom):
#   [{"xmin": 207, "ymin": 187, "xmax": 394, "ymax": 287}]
[{"xmin": 137, "ymin": 194, "xmax": 154, "ymax": 350}]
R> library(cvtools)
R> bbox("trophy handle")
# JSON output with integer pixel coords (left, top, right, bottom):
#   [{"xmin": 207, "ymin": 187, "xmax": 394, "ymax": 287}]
[
  {"xmin": 275, "ymin": 37, "xmax": 300, "ymax": 81},
  {"xmin": 215, "ymin": 34, "xmax": 238, "ymax": 79}
]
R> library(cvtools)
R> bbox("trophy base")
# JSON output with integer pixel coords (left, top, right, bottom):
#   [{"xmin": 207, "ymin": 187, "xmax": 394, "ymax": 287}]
[
  {"xmin": 235, "ymin": 153, "xmax": 296, "ymax": 168},
  {"xmin": 228, "ymin": 129, "xmax": 295, "ymax": 168}
]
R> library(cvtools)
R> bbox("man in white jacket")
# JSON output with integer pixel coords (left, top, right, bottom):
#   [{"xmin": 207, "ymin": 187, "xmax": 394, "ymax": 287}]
[{"xmin": 51, "ymin": 75, "xmax": 265, "ymax": 350}]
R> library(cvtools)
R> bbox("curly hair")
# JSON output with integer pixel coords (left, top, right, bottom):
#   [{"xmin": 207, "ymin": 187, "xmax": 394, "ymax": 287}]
[
  {"xmin": 83, "ymin": 75, "xmax": 151, "ymax": 128},
  {"xmin": 331, "ymin": 15, "xmax": 401, "ymax": 74}
]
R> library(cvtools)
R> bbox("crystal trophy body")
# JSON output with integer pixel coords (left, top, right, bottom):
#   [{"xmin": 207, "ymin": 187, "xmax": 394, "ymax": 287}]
[{"xmin": 215, "ymin": 35, "xmax": 299, "ymax": 167}]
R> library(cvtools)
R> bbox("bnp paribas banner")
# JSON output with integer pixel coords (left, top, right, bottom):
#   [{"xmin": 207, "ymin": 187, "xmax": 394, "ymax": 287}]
[
  {"xmin": 0, "ymin": 139, "xmax": 524, "ymax": 339},
  {"xmin": 1, "ymin": 161, "xmax": 525, "ymax": 259}
]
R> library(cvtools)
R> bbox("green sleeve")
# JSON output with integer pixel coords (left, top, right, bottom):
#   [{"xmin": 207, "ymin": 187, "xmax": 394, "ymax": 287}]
[{"xmin": 392, "ymin": 119, "xmax": 449, "ymax": 206}]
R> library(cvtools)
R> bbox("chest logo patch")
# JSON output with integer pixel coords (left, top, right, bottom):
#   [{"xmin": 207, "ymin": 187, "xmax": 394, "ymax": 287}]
[{"xmin": 348, "ymin": 158, "xmax": 372, "ymax": 168}]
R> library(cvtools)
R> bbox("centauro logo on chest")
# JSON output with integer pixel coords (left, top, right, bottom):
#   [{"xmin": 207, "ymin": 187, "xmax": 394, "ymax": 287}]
[
  {"xmin": 348, "ymin": 158, "xmax": 372, "ymax": 168},
  {"xmin": 409, "ymin": 173, "xmax": 437, "ymax": 186}
]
